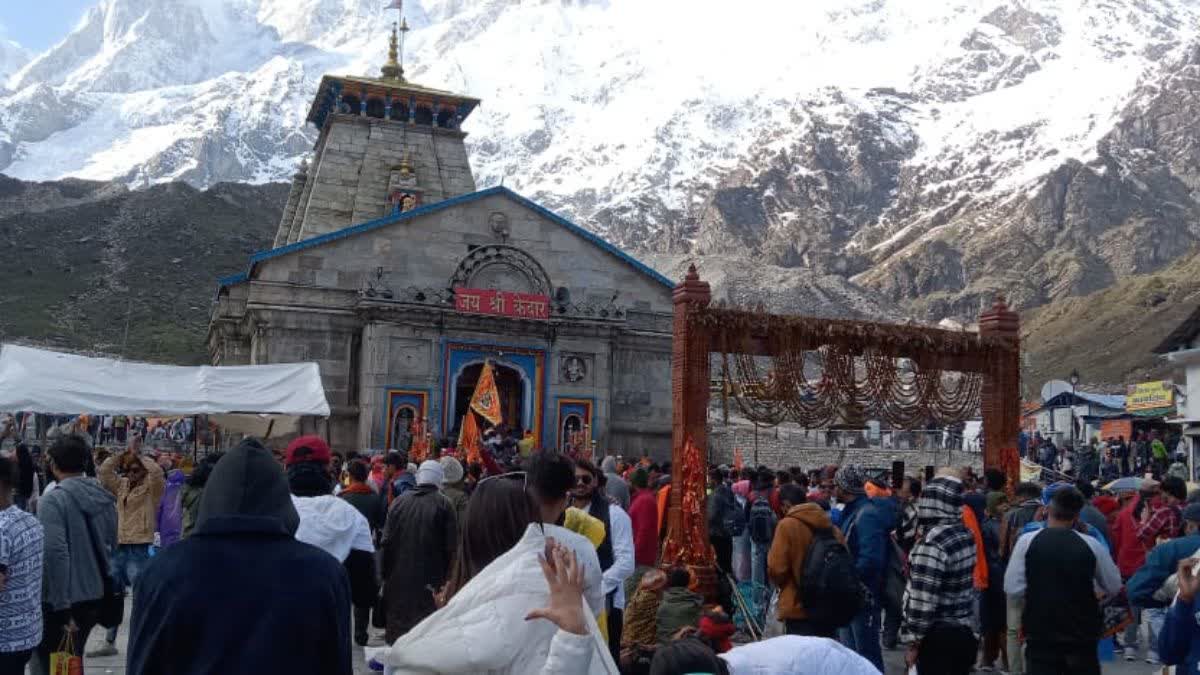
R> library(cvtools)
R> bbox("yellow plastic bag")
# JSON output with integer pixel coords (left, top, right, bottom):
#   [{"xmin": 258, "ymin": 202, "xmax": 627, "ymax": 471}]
[{"xmin": 49, "ymin": 630, "xmax": 82, "ymax": 675}]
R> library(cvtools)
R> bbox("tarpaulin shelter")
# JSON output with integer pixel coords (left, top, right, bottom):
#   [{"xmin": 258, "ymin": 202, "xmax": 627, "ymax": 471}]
[{"xmin": 0, "ymin": 344, "xmax": 329, "ymax": 437}]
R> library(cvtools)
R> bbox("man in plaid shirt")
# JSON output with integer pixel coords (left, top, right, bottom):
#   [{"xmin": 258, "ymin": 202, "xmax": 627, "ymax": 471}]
[
  {"xmin": 902, "ymin": 473, "xmax": 978, "ymax": 675},
  {"xmin": 1137, "ymin": 476, "xmax": 1187, "ymax": 546}
]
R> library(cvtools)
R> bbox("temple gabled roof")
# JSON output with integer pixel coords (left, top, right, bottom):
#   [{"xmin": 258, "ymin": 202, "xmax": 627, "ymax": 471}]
[{"xmin": 216, "ymin": 186, "xmax": 673, "ymax": 297}]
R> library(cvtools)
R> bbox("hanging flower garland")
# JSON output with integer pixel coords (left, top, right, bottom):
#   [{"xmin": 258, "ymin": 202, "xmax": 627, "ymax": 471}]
[{"xmin": 702, "ymin": 306, "xmax": 1004, "ymax": 430}]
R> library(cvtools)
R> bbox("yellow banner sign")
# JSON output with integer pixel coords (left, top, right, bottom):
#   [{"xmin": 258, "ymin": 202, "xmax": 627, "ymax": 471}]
[{"xmin": 1125, "ymin": 380, "xmax": 1174, "ymax": 412}]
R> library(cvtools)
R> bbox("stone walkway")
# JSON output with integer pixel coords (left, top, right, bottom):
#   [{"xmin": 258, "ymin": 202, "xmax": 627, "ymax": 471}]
[
  {"xmin": 33, "ymin": 597, "xmax": 382, "ymax": 674},
  {"xmin": 24, "ymin": 598, "xmax": 1173, "ymax": 674}
]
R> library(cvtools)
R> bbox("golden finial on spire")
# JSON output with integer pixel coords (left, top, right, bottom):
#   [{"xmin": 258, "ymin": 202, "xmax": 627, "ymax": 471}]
[{"xmin": 381, "ymin": 21, "xmax": 404, "ymax": 80}]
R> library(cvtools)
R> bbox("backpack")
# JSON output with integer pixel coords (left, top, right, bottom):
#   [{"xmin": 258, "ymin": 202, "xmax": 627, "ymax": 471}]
[
  {"xmin": 748, "ymin": 494, "xmax": 777, "ymax": 544},
  {"xmin": 801, "ymin": 528, "xmax": 865, "ymax": 627},
  {"xmin": 881, "ymin": 534, "xmax": 907, "ymax": 613},
  {"xmin": 721, "ymin": 491, "xmax": 747, "ymax": 537}
]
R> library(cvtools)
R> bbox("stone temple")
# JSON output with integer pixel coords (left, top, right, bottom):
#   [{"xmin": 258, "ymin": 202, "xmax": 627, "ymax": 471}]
[{"xmin": 207, "ymin": 26, "xmax": 673, "ymax": 456}]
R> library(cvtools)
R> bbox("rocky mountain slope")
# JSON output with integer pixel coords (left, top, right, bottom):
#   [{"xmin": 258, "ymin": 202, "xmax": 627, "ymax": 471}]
[
  {"xmin": 0, "ymin": 175, "xmax": 286, "ymax": 363},
  {"xmin": 1021, "ymin": 250, "xmax": 1200, "ymax": 393},
  {"xmin": 5, "ymin": 0, "xmax": 1200, "ymax": 332}
]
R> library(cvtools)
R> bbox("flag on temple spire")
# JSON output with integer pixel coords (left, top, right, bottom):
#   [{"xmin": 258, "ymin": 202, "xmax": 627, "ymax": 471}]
[
  {"xmin": 385, "ymin": 0, "xmax": 403, "ymax": 9},
  {"xmin": 470, "ymin": 361, "xmax": 503, "ymax": 427}
]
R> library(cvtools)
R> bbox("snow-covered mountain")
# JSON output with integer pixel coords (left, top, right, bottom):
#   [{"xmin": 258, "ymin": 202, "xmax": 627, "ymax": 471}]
[
  {"xmin": 0, "ymin": 38, "xmax": 31, "ymax": 84},
  {"xmin": 4, "ymin": 0, "xmax": 1200, "ymax": 321}
]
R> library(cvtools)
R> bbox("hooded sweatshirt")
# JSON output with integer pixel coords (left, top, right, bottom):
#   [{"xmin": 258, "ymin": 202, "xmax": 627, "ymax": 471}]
[
  {"xmin": 37, "ymin": 474, "xmax": 117, "ymax": 611},
  {"xmin": 901, "ymin": 476, "xmax": 977, "ymax": 642},
  {"xmin": 767, "ymin": 503, "xmax": 840, "ymax": 621},
  {"xmin": 126, "ymin": 439, "xmax": 352, "ymax": 675},
  {"xmin": 601, "ymin": 456, "xmax": 631, "ymax": 510},
  {"xmin": 157, "ymin": 469, "xmax": 186, "ymax": 547}
]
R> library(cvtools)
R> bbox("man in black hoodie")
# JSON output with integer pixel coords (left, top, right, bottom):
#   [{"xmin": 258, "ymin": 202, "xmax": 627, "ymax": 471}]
[{"xmin": 126, "ymin": 439, "xmax": 352, "ymax": 675}]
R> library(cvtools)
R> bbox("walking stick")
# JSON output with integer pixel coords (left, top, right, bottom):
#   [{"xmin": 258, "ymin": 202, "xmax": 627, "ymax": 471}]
[{"xmin": 726, "ymin": 573, "xmax": 762, "ymax": 642}]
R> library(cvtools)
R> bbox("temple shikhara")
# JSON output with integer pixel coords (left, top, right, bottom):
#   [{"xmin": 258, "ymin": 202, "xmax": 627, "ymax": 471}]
[{"xmin": 208, "ymin": 22, "xmax": 674, "ymax": 455}]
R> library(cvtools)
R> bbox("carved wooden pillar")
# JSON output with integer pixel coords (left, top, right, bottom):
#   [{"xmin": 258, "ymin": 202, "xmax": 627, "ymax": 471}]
[
  {"xmin": 664, "ymin": 265, "xmax": 716, "ymax": 597},
  {"xmin": 979, "ymin": 296, "xmax": 1021, "ymax": 489}
]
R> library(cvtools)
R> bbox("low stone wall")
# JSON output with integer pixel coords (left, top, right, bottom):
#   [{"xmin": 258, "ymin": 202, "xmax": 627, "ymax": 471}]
[{"xmin": 707, "ymin": 426, "xmax": 984, "ymax": 473}]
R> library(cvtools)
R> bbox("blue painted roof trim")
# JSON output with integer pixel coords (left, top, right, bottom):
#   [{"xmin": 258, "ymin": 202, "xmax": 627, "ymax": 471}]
[
  {"xmin": 219, "ymin": 186, "xmax": 674, "ymax": 294},
  {"xmin": 218, "ymin": 272, "xmax": 248, "ymax": 287}
]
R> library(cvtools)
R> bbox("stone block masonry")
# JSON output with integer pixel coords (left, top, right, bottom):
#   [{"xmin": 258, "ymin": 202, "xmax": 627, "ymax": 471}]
[{"xmin": 707, "ymin": 426, "xmax": 983, "ymax": 473}]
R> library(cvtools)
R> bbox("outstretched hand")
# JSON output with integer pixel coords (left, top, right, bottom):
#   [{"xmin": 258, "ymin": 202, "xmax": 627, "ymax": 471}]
[
  {"xmin": 524, "ymin": 539, "xmax": 588, "ymax": 636},
  {"xmin": 1178, "ymin": 558, "xmax": 1199, "ymax": 603}
]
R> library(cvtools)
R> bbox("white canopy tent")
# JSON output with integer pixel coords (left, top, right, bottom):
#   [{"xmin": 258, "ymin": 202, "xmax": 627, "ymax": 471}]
[{"xmin": 0, "ymin": 344, "xmax": 329, "ymax": 437}]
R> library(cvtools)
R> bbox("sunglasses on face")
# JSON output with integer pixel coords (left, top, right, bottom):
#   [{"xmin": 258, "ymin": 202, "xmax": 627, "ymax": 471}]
[
  {"xmin": 477, "ymin": 470, "xmax": 527, "ymax": 489},
  {"xmin": 575, "ymin": 473, "xmax": 593, "ymax": 486}
]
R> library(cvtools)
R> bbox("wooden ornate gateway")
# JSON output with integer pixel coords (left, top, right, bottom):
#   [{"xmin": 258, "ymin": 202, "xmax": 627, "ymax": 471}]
[{"xmin": 661, "ymin": 266, "xmax": 1021, "ymax": 594}]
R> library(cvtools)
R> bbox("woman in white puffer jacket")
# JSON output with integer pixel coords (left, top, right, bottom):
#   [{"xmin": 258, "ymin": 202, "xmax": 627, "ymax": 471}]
[{"xmin": 366, "ymin": 475, "xmax": 618, "ymax": 674}]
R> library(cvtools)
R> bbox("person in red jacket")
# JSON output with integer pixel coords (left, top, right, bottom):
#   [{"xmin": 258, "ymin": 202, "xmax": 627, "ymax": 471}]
[
  {"xmin": 626, "ymin": 468, "xmax": 659, "ymax": 598},
  {"xmin": 1111, "ymin": 485, "xmax": 1156, "ymax": 657}
]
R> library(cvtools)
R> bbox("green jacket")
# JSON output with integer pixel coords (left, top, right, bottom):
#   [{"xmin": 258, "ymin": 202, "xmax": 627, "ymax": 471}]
[
  {"xmin": 180, "ymin": 483, "xmax": 204, "ymax": 539},
  {"xmin": 656, "ymin": 586, "xmax": 703, "ymax": 645}
]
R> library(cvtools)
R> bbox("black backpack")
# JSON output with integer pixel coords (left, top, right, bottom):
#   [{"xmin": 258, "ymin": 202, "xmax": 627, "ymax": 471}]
[
  {"xmin": 801, "ymin": 528, "xmax": 865, "ymax": 628},
  {"xmin": 748, "ymin": 494, "xmax": 777, "ymax": 544},
  {"xmin": 721, "ymin": 490, "xmax": 747, "ymax": 537}
]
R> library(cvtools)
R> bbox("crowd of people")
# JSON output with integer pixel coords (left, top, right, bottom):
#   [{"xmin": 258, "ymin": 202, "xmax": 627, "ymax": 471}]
[
  {"xmin": 1022, "ymin": 429, "xmax": 1197, "ymax": 483},
  {"xmin": 0, "ymin": 431, "xmax": 1198, "ymax": 675}
]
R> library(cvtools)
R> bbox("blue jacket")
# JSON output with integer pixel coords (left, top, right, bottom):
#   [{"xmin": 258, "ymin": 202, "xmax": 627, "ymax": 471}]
[
  {"xmin": 840, "ymin": 495, "xmax": 896, "ymax": 596},
  {"xmin": 1128, "ymin": 535, "xmax": 1200, "ymax": 609},
  {"xmin": 1158, "ymin": 594, "xmax": 1199, "ymax": 674}
]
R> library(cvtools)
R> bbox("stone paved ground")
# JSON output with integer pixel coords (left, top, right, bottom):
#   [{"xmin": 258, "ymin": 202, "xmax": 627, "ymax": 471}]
[
  {"xmin": 880, "ymin": 643, "xmax": 1174, "ymax": 675},
  {"xmin": 27, "ymin": 597, "xmax": 1174, "ymax": 674},
  {"xmin": 36, "ymin": 597, "xmax": 381, "ymax": 675}
]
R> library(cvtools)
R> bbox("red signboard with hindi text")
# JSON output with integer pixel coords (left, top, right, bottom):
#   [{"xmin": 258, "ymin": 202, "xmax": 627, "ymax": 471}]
[{"xmin": 454, "ymin": 288, "xmax": 550, "ymax": 320}]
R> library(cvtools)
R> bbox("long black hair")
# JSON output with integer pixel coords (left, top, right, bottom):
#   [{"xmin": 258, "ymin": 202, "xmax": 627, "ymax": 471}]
[
  {"xmin": 649, "ymin": 639, "xmax": 728, "ymax": 675},
  {"xmin": 442, "ymin": 474, "xmax": 539, "ymax": 601},
  {"xmin": 14, "ymin": 444, "xmax": 34, "ymax": 497}
]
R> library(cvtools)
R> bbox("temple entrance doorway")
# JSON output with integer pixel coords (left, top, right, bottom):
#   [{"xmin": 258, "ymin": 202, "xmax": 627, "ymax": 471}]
[{"xmin": 452, "ymin": 361, "xmax": 526, "ymax": 433}]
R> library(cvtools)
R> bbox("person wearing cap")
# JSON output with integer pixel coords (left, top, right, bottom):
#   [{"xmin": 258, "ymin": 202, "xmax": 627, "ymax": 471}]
[
  {"xmin": 439, "ymin": 456, "xmax": 469, "ymax": 526},
  {"xmin": 380, "ymin": 458, "xmax": 457, "ymax": 642},
  {"xmin": 284, "ymin": 436, "xmax": 375, "ymax": 647},
  {"xmin": 1004, "ymin": 486, "xmax": 1121, "ymax": 675},
  {"xmin": 834, "ymin": 465, "xmax": 895, "ymax": 673},
  {"xmin": 127, "ymin": 439, "xmax": 352, "ymax": 675}
]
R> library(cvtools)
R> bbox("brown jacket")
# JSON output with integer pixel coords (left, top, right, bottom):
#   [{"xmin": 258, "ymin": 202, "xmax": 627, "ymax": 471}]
[
  {"xmin": 99, "ymin": 455, "xmax": 165, "ymax": 545},
  {"xmin": 767, "ymin": 503, "xmax": 842, "ymax": 621}
]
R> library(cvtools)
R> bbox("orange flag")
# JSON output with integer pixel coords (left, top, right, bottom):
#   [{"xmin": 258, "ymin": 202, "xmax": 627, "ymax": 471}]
[
  {"xmin": 733, "ymin": 447, "xmax": 744, "ymax": 472},
  {"xmin": 458, "ymin": 411, "xmax": 483, "ymax": 466},
  {"xmin": 409, "ymin": 418, "xmax": 428, "ymax": 464},
  {"xmin": 470, "ymin": 361, "xmax": 504, "ymax": 426}
]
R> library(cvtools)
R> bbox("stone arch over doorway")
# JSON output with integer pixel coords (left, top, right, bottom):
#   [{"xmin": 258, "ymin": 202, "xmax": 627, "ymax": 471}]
[{"xmin": 450, "ymin": 244, "xmax": 553, "ymax": 296}]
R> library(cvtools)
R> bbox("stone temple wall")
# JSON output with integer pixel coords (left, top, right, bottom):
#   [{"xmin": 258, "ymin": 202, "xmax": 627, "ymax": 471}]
[{"xmin": 706, "ymin": 425, "xmax": 984, "ymax": 474}]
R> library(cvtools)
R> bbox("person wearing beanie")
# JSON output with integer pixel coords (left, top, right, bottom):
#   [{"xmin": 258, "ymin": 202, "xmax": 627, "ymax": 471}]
[
  {"xmin": 439, "ymin": 456, "xmax": 469, "ymax": 526},
  {"xmin": 127, "ymin": 439, "xmax": 352, "ymax": 675},
  {"xmin": 380, "ymin": 452, "xmax": 457, "ymax": 641},
  {"xmin": 834, "ymin": 464, "xmax": 894, "ymax": 672}
]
